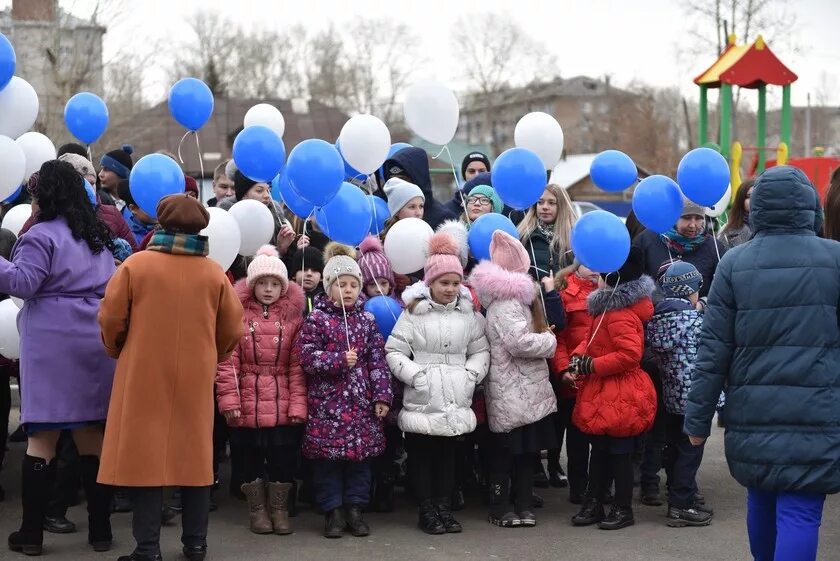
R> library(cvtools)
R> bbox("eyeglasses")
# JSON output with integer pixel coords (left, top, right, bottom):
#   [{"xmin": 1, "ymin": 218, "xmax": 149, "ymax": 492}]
[{"xmin": 467, "ymin": 196, "xmax": 492, "ymax": 207}]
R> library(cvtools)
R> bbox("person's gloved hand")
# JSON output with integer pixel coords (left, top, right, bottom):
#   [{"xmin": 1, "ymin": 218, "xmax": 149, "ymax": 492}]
[{"xmin": 570, "ymin": 355, "xmax": 594, "ymax": 376}]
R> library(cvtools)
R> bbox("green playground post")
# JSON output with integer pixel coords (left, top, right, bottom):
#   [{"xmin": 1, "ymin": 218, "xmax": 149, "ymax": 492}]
[
  {"xmin": 720, "ymin": 83, "xmax": 732, "ymax": 159},
  {"xmin": 757, "ymin": 84, "xmax": 767, "ymax": 172},
  {"xmin": 699, "ymin": 85, "xmax": 708, "ymax": 146},
  {"xmin": 781, "ymin": 84, "xmax": 792, "ymax": 148}
]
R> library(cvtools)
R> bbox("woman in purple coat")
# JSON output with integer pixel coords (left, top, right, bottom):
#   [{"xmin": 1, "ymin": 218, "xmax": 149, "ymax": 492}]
[{"xmin": 3, "ymin": 161, "xmax": 117, "ymax": 557}]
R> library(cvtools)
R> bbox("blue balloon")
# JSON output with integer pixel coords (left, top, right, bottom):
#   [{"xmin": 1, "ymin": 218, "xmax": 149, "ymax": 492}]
[
  {"xmin": 168, "ymin": 78, "xmax": 214, "ymax": 131},
  {"xmin": 677, "ymin": 147, "xmax": 730, "ymax": 206},
  {"xmin": 591, "ymin": 150, "xmax": 637, "ymax": 192},
  {"xmin": 336, "ymin": 139, "xmax": 366, "ymax": 182},
  {"xmin": 83, "ymin": 179, "xmax": 96, "ymax": 208},
  {"xmin": 64, "ymin": 93, "xmax": 109, "ymax": 144},
  {"xmin": 129, "ymin": 154, "xmax": 185, "ymax": 220},
  {"xmin": 0, "ymin": 33, "xmax": 15, "ymax": 91},
  {"xmin": 2, "ymin": 183, "xmax": 21, "ymax": 204},
  {"xmin": 233, "ymin": 125, "xmax": 286, "ymax": 183},
  {"xmin": 315, "ymin": 182, "xmax": 373, "ymax": 246},
  {"xmin": 272, "ymin": 172, "xmax": 315, "ymax": 219},
  {"xmin": 571, "ymin": 210, "xmax": 630, "ymax": 273},
  {"xmin": 467, "ymin": 213, "xmax": 519, "ymax": 262},
  {"xmin": 364, "ymin": 296, "xmax": 403, "ymax": 339},
  {"xmin": 632, "ymin": 175, "xmax": 683, "ymax": 234},
  {"xmin": 287, "ymin": 139, "xmax": 344, "ymax": 207},
  {"xmin": 492, "ymin": 147, "xmax": 545, "ymax": 210},
  {"xmin": 368, "ymin": 195, "xmax": 390, "ymax": 236}
]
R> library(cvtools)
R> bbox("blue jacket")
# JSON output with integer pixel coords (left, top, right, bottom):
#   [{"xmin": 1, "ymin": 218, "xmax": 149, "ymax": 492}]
[
  {"xmin": 121, "ymin": 206, "xmax": 155, "ymax": 246},
  {"xmin": 383, "ymin": 147, "xmax": 456, "ymax": 231},
  {"xmin": 684, "ymin": 166, "xmax": 840, "ymax": 495},
  {"xmin": 633, "ymin": 229, "xmax": 725, "ymax": 298}
]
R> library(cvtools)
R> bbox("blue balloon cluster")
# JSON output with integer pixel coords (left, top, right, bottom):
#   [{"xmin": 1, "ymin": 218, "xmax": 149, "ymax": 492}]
[
  {"xmin": 272, "ymin": 172, "xmax": 315, "ymax": 219},
  {"xmin": 677, "ymin": 148, "xmax": 729, "ymax": 206},
  {"xmin": 591, "ymin": 150, "xmax": 637, "ymax": 192},
  {"xmin": 571, "ymin": 210, "xmax": 630, "ymax": 273},
  {"xmin": 368, "ymin": 195, "xmax": 390, "ymax": 236},
  {"xmin": 364, "ymin": 296, "xmax": 403, "ymax": 339},
  {"xmin": 315, "ymin": 182, "xmax": 372, "ymax": 246},
  {"xmin": 64, "ymin": 93, "xmax": 109, "ymax": 144},
  {"xmin": 468, "ymin": 213, "xmax": 519, "ymax": 261},
  {"xmin": 0, "ymin": 33, "xmax": 15, "ymax": 91},
  {"xmin": 233, "ymin": 126, "xmax": 286, "ymax": 183},
  {"xmin": 129, "ymin": 154, "xmax": 185, "ymax": 220},
  {"xmin": 287, "ymin": 139, "xmax": 344, "ymax": 207},
  {"xmin": 492, "ymin": 147, "xmax": 546, "ymax": 210},
  {"xmin": 632, "ymin": 175, "xmax": 683, "ymax": 234},
  {"xmin": 168, "ymin": 78, "xmax": 214, "ymax": 131}
]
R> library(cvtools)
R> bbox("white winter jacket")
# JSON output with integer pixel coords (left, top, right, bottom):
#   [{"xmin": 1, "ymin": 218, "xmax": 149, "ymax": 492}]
[{"xmin": 385, "ymin": 282, "xmax": 490, "ymax": 437}]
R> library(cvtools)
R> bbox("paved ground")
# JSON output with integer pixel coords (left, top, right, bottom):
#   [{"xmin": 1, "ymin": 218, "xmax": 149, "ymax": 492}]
[{"xmin": 0, "ymin": 419, "xmax": 836, "ymax": 561}]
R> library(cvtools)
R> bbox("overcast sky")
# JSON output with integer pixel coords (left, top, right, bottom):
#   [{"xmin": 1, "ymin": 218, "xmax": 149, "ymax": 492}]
[{"xmin": 5, "ymin": 0, "xmax": 839, "ymax": 108}]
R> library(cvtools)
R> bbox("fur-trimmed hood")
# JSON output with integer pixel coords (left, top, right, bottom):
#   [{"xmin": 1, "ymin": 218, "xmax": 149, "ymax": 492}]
[
  {"xmin": 235, "ymin": 278, "xmax": 306, "ymax": 322},
  {"xmin": 468, "ymin": 260, "xmax": 535, "ymax": 307},
  {"xmin": 588, "ymin": 275, "xmax": 655, "ymax": 316},
  {"xmin": 401, "ymin": 280, "xmax": 474, "ymax": 316}
]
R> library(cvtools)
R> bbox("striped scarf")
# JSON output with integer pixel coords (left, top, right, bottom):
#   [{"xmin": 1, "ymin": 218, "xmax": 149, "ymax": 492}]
[{"xmin": 145, "ymin": 231, "xmax": 209, "ymax": 257}]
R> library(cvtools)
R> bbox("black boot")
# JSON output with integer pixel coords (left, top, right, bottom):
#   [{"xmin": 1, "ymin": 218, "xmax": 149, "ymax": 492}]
[
  {"xmin": 344, "ymin": 505, "xmax": 369, "ymax": 537},
  {"xmin": 418, "ymin": 499, "xmax": 445, "ymax": 535},
  {"xmin": 323, "ymin": 508, "xmax": 344, "ymax": 539},
  {"xmin": 488, "ymin": 477, "xmax": 519, "ymax": 528},
  {"xmin": 372, "ymin": 473, "xmax": 395, "ymax": 513},
  {"xmin": 450, "ymin": 485, "xmax": 465, "ymax": 511},
  {"xmin": 43, "ymin": 515, "xmax": 76, "ymax": 534},
  {"xmin": 598, "ymin": 505, "xmax": 635, "ymax": 530},
  {"xmin": 8, "ymin": 455, "xmax": 55, "ymax": 556},
  {"xmin": 79, "ymin": 455, "xmax": 112, "ymax": 551},
  {"xmin": 571, "ymin": 497, "xmax": 605, "ymax": 526},
  {"xmin": 435, "ymin": 497, "xmax": 462, "ymax": 533}
]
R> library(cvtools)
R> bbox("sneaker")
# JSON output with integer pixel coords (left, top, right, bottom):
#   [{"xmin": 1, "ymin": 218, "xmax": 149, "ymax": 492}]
[
  {"xmin": 488, "ymin": 510, "xmax": 521, "ymax": 528},
  {"xmin": 666, "ymin": 505, "xmax": 713, "ymax": 527},
  {"xmin": 692, "ymin": 502, "xmax": 714, "ymax": 515},
  {"xmin": 598, "ymin": 505, "xmax": 635, "ymax": 530},
  {"xmin": 517, "ymin": 510, "xmax": 536, "ymax": 527},
  {"xmin": 571, "ymin": 498, "xmax": 604, "ymax": 526},
  {"xmin": 641, "ymin": 486, "xmax": 663, "ymax": 506},
  {"xmin": 548, "ymin": 468, "xmax": 569, "ymax": 488}
]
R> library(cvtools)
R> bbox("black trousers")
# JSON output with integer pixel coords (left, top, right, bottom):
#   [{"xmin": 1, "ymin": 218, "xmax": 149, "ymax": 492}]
[
  {"xmin": 663, "ymin": 413, "xmax": 705, "ymax": 509},
  {"xmin": 240, "ymin": 444, "xmax": 297, "ymax": 483},
  {"xmin": 489, "ymin": 434, "xmax": 536, "ymax": 512},
  {"xmin": 640, "ymin": 360, "xmax": 666, "ymax": 489},
  {"xmin": 0, "ymin": 369, "xmax": 11, "ymax": 472},
  {"xmin": 588, "ymin": 437, "xmax": 634, "ymax": 509},
  {"xmin": 405, "ymin": 433, "xmax": 457, "ymax": 502},
  {"xmin": 373, "ymin": 425, "xmax": 403, "ymax": 482},
  {"xmin": 548, "ymin": 398, "xmax": 590, "ymax": 493},
  {"xmin": 130, "ymin": 486, "xmax": 210, "ymax": 557}
]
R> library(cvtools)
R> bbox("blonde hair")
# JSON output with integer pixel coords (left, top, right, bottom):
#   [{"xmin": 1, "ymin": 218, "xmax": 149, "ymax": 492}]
[{"xmin": 517, "ymin": 184, "xmax": 576, "ymax": 258}]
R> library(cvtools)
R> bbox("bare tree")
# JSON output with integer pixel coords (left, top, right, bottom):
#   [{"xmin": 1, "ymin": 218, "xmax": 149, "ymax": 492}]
[
  {"xmin": 307, "ymin": 26, "xmax": 350, "ymax": 110},
  {"xmin": 169, "ymin": 12, "xmax": 238, "ymax": 96}
]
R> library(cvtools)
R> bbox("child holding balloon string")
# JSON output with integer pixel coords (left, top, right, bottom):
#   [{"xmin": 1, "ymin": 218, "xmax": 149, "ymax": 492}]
[{"xmin": 295, "ymin": 243, "xmax": 393, "ymax": 539}]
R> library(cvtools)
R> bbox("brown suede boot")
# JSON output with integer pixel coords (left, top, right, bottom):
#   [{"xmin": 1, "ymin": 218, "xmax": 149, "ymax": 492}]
[
  {"xmin": 267, "ymin": 482, "xmax": 293, "ymax": 535},
  {"xmin": 240, "ymin": 479, "xmax": 273, "ymax": 534}
]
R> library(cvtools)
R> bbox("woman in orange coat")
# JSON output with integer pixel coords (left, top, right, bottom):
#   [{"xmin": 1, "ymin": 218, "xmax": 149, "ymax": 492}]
[
  {"xmin": 98, "ymin": 195, "xmax": 243, "ymax": 561},
  {"xmin": 566, "ymin": 248, "xmax": 657, "ymax": 532}
]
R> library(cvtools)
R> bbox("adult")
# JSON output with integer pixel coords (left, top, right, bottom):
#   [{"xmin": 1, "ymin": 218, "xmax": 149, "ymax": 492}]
[
  {"xmin": 2, "ymin": 161, "xmax": 117, "ymax": 557},
  {"xmin": 99, "ymin": 145, "xmax": 134, "ymax": 211},
  {"xmin": 821, "ymin": 167, "xmax": 840, "ymax": 240},
  {"xmin": 383, "ymin": 147, "xmax": 456, "ymax": 231},
  {"xmin": 517, "ymin": 184, "xmax": 577, "ymax": 284},
  {"xmin": 98, "ymin": 194, "xmax": 243, "ymax": 561},
  {"xmin": 685, "ymin": 166, "xmax": 840, "ymax": 561},
  {"xmin": 717, "ymin": 179, "xmax": 754, "ymax": 249},
  {"xmin": 461, "ymin": 152, "xmax": 490, "ymax": 182},
  {"xmin": 207, "ymin": 160, "xmax": 234, "ymax": 207}
]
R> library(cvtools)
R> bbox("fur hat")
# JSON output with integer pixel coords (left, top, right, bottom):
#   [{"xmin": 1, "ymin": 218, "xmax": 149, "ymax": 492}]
[
  {"xmin": 247, "ymin": 244, "xmax": 289, "ymax": 293},
  {"xmin": 100, "ymin": 144, "xmax": 134, "ymax": 179},
  {"xmin": 659, "ymin": 260, "xmax": 702, "ymax": 298},
  {"xmin": 383, "ymin": 177, "xmax": 424, "ymax": 216},
  {"xmin": 289, "ymin": 245, "xmax": 324, "ymax": 277},
  {"xmin": 424, "ymin": 232, "xmax": 464, "ymax": 283},
  {"xmin": 322, "ymin": 242, "xmax": 362, "ymax": 292},
  {"xmin": 681, "ymin": 197, "xmax": 706, "ymax": 218},
  {"xmin": 489, "ymin": 231, "xmax": 530, "ymax": 273},
  {"xmin": 358, "ymin": 235, "xmax": 394, "ymax": 288},
  {"xmin": 436, "ymin": 220, "xmax": 469, "ymax": 267},
  {"xmin": 156, "ymin": 194, "xmax": 209, "ymax": 234},
  {"xmin": 58, "ymin": 153, "xmax": 95, "ymax": 179}
]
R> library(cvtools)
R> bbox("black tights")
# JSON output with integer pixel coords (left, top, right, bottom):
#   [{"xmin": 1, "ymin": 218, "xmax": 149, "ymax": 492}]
[
  {"xmin": 588, "ymin": 448, "xmax": 633, "ymax": 508},
  {"xmin": 240, "ymin": 444, "xmax": 297, "ymax": 483},
  {"xmin": 406, "ymin": 433, "xmax": 456, "ymax": 501}
]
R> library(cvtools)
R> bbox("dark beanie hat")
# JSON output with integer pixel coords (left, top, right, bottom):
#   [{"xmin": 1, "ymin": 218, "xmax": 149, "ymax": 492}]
[
  {"xmin": 156, "ymin": 194, "xmax": 210, "ymax": 234},
  {"xmin": 601, "ymin": 246, "xmax": 645, "ymax": 287},
  {"xmin": 57, "ymin": 142, "xmax": 88, "ymax": 158},
  {"xmin": 289, "ymin": 246, "xmax": 325, "ymax": 277},
  {"xmin": 100, "ymin": 145, "xmax": 134, "ymax": 179},
  {"xmin": 461, "ymin": 152, "xmax": 491, "ymax": 180},
  {"xmin": 234, "ymin": 170, "xmax": 257, "ymax": 201},
  {"xmin": 184, "ymin": 176, "xmax": 199, "ymax": 197}
]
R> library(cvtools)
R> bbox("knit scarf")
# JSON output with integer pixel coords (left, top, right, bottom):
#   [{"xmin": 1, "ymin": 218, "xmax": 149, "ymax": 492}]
[
  {"xmin": 145, "ymin": 231, "xmax": 209, "ymax": 257},
  {"xmin": 662, "ymin": 228, "xmax": 706, "ymax": 255},
  {"xmin": 536, "ymin": 220, "xmax": 554, "ymax": 242}
]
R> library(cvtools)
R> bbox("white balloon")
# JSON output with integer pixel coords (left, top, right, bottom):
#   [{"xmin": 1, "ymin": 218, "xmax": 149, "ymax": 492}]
[
  {"xmin": 15, "ymin": 132, "xmax": 56, "ymax": 180},
  {"xmin": 338, "ymin": 114, "xmax": 391, "ymax": 175},
  {"xmin": 11, "ymin": 297, "xmax": 23, "ymax": 309},
  {"xmin": 0, "ymin": 136, "xmax": 25, "ymax": 201},
  {"xmin": 0, "ymin": 299, "xmax": 20, "ymax": 360},
  {"xmin": 228, "ymin": 199, "xmax": 274, "ymax": 257},
  {"xmin": 403, "ymin": 80, "xmax": 459, "ymax": 146},
  {"xmin": 514, "ymin": 112, "xmax": 565, "ymax": 169},
  {"xmin": 244, "ymin": 104, "xmax": 285, "ymax": 138},
  {"xmin": 706, "ymin": 184, "xmax": 732, "ymax": 218},
  {"xmin": 200, "ymin": 207, "xmax": 242, "ymax": 272},
  {"xmin": 0, "ymin": 77, "xmax": 39, "ymax": 139},
  {"xmin": 384, "ymin": 217, "xmax": 434, "ymax": 274},
  {"xmin": 1, "ymin": 204, "xmax": 31, "ymax": 237}
]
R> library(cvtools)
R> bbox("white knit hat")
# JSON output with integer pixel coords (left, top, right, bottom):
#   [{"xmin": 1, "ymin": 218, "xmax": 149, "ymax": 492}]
[
  {"xmin": 383, "ymin": 177, "xmax": 424, "ymax": 216},
  {"xmin": 58, "ymin": 153, "xmax": 95, "ymax": 178},
  {"xmin": 322, "ymin": 243, "xmax": 362, "ymax": 292},
  {"xmin": 247, "ymin": 245, "xmax": 289, "ymax": 293}
]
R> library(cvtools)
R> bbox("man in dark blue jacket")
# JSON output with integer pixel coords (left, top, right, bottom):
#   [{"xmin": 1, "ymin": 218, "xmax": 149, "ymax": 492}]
[
  {"xmin": 382, "ymin": 147, "xmax": 456, "ymax": 231},
  {"xmin": 685, "ymin": 166, "xmax": 840, "ymax": 561}
]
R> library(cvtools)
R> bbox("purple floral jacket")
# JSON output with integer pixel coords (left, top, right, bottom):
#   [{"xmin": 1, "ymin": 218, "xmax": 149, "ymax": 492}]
[{"xmin": 296, "ymin": 293, "xmax": 393, "ymax": 461}]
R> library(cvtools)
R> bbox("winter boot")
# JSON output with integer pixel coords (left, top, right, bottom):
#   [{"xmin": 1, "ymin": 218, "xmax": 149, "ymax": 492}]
[
  {"xmin": 267, "ymin": 482, "xmax": 293, "ymax": 535},
  {"xmin": 571, "ymin": 497, "xmax": 605, "ymax": 526},
  {"xmin": 488, "ymin": 477, "xmax": 519, "ymax": 528},
  {"xmin": 344, "ymin": 505, "xmax": 369, "ymax": 537},
  {"xmin": 435, "ymin": 497, "xmax": 462, "ymax": 533},
  {"xmin": 240, "ymin": 479, "xmax": 273, "ymax": 534},
  {"xmin": 323, "ymin": 508, "xmax": 344, "ymax": 539},
  {"xmin": 641, "ymin": 484, "xmax": 663, "ymax": 506},
  {"xmin": 79, "ymin": 455, "xmax": 113, "ymax": 551},
  {"xmin": 8, "ymin": 455, "xmax": 55, "ymax": 556},
  {"xmin": 418, "ymin": 499, "xmax": 445, "ymax": 535},
  {"xmin": 372, "ymin": 472, "xmax": 395, "ymax": 513},
  {"xmin": 598, "ymin": 505, "xmax": 635, "ymax": 530},
  {"xmin": 666, "ymin": 505, "xmax": 713, "ymax": 527}
]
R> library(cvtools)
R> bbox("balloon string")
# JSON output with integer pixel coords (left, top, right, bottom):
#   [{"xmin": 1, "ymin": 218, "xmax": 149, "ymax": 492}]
[
  {"xmin": 365, "ymin": 173, "xmax": 382, "ymax": 237},
  {"xmin": 442, "ymin": 144, "xmax": 462, "ymax": 193},
  {"xmin": 585, "ymin": 273, "xmax": 620, "ymax": 353},
  {"xmin": 176, "ymin": 130, "xmax": 192, "ymax": 165},
  {"xmin": 299, "ymin": 209, "xmax": 315, "ymax": 275},
  {"xmin": 339, "ymin": 281, "xmax": 352, "ymax": 352},
  {"xmin": 87, "ymin": 145, "xmax": 93, "ymax": 166},
  {"xmin": 194, "ymin": 132, "xmax": 206, "ymax": 188}
]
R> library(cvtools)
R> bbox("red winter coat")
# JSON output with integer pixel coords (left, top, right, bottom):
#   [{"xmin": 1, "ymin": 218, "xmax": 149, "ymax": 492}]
[
  {"xmin": 551, "ymin": 273, "xmax": 598, "ymax": 399},
  {"xmin": 572, "ymin": 276, "xmax": 657, "ymax": 438},
  {"xmin": 216, "ymin": 280, "xmax": 307, "ymax": 428}
]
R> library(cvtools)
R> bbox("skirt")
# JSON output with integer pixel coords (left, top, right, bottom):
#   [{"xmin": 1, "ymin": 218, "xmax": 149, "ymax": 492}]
[
  {"xmin": 24, "ymin": 420, "xmax": 104, "ymax": 435},
  {"xmin": 495, "ymin": 415, "xmax": 557, "ymax": 456},
  {"xmin": 229, "ymin": 425, "xmax": 302, "ymax": 448}
]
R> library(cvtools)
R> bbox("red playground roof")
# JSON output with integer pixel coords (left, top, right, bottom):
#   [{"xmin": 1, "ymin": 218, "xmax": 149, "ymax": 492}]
[{"xmin": 695, "ymin": 35, "xmax": 798, "ymax": 89}]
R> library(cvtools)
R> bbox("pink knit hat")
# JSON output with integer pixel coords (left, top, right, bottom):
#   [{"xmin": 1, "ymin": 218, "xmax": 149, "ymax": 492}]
[
  {"xmin": 424, "ymin": 232, "xmax": 464, "ymax": 283},
  {"xmin": 247, "ymin": 245, "xmax": 289, "ymax": 293},
  {"xmin": 358, "ymin": 235, "xmax": 395, "ymax": 287},
  {"xmin": 490, "ymin": 231, "xmax": 530, "ymax": 273}
]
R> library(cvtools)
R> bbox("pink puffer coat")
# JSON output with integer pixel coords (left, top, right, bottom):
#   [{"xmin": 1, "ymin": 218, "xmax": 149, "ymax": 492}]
[{"xmin": 216, "ymin": 279, "xmax": 307, "ymax": 428}]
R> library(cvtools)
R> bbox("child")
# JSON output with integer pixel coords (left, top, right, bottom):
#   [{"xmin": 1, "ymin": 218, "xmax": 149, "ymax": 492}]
[
  {"xmin": 295, "ymin": 243, "xmax": 393, "ymax": 539},
  {"xmin": 216, "ymin": 245, "xmax": 306, "ymax": 536},
  {"xmin": 288, "ymin": 245, "xmax": 324, "ymax": 316},
  {"xmin": 568, "ymin": 248, "xmax": 657, "ymax": 530},
  {"xmin": 550, "ymin": 260, "xmax": 600, "ymax": 504},
  {"xmin": 469, "ymin": 231, "xmax": 557, "ymax": 528},
  {"xmin": 646, "ymin": 261, "xmax": 713, "ymax": 527},
  {"xmin": 386, "ymin": 232, "xmax": 490, "ymax": 535},
  {"xmin": 358, "ymin": 235, "xmax": 395, "ymax": 299},
  {"xmin": 382, "ymin": 177, "xmax": 425, "ymax": 293},
  {"xmin": 117, "ymin": 179, "xmax": 156, "ymax": 245},
  {"xmin": 382, "ymin": 146, "xmax": 456, "ymax": 230}
]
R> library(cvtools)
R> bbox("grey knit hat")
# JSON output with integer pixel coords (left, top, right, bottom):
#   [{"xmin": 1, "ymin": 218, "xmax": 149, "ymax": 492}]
[
  {"xmin": 383, "ymin": 177, "xmax": 424, "ymax": 216},
  {"xmin": 322, "ymin": 242, "xmax": 362, "ymax": 293},
  {"xmin": 681, "ymin": 197, "xmax": 706, "ymax": 218}
]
